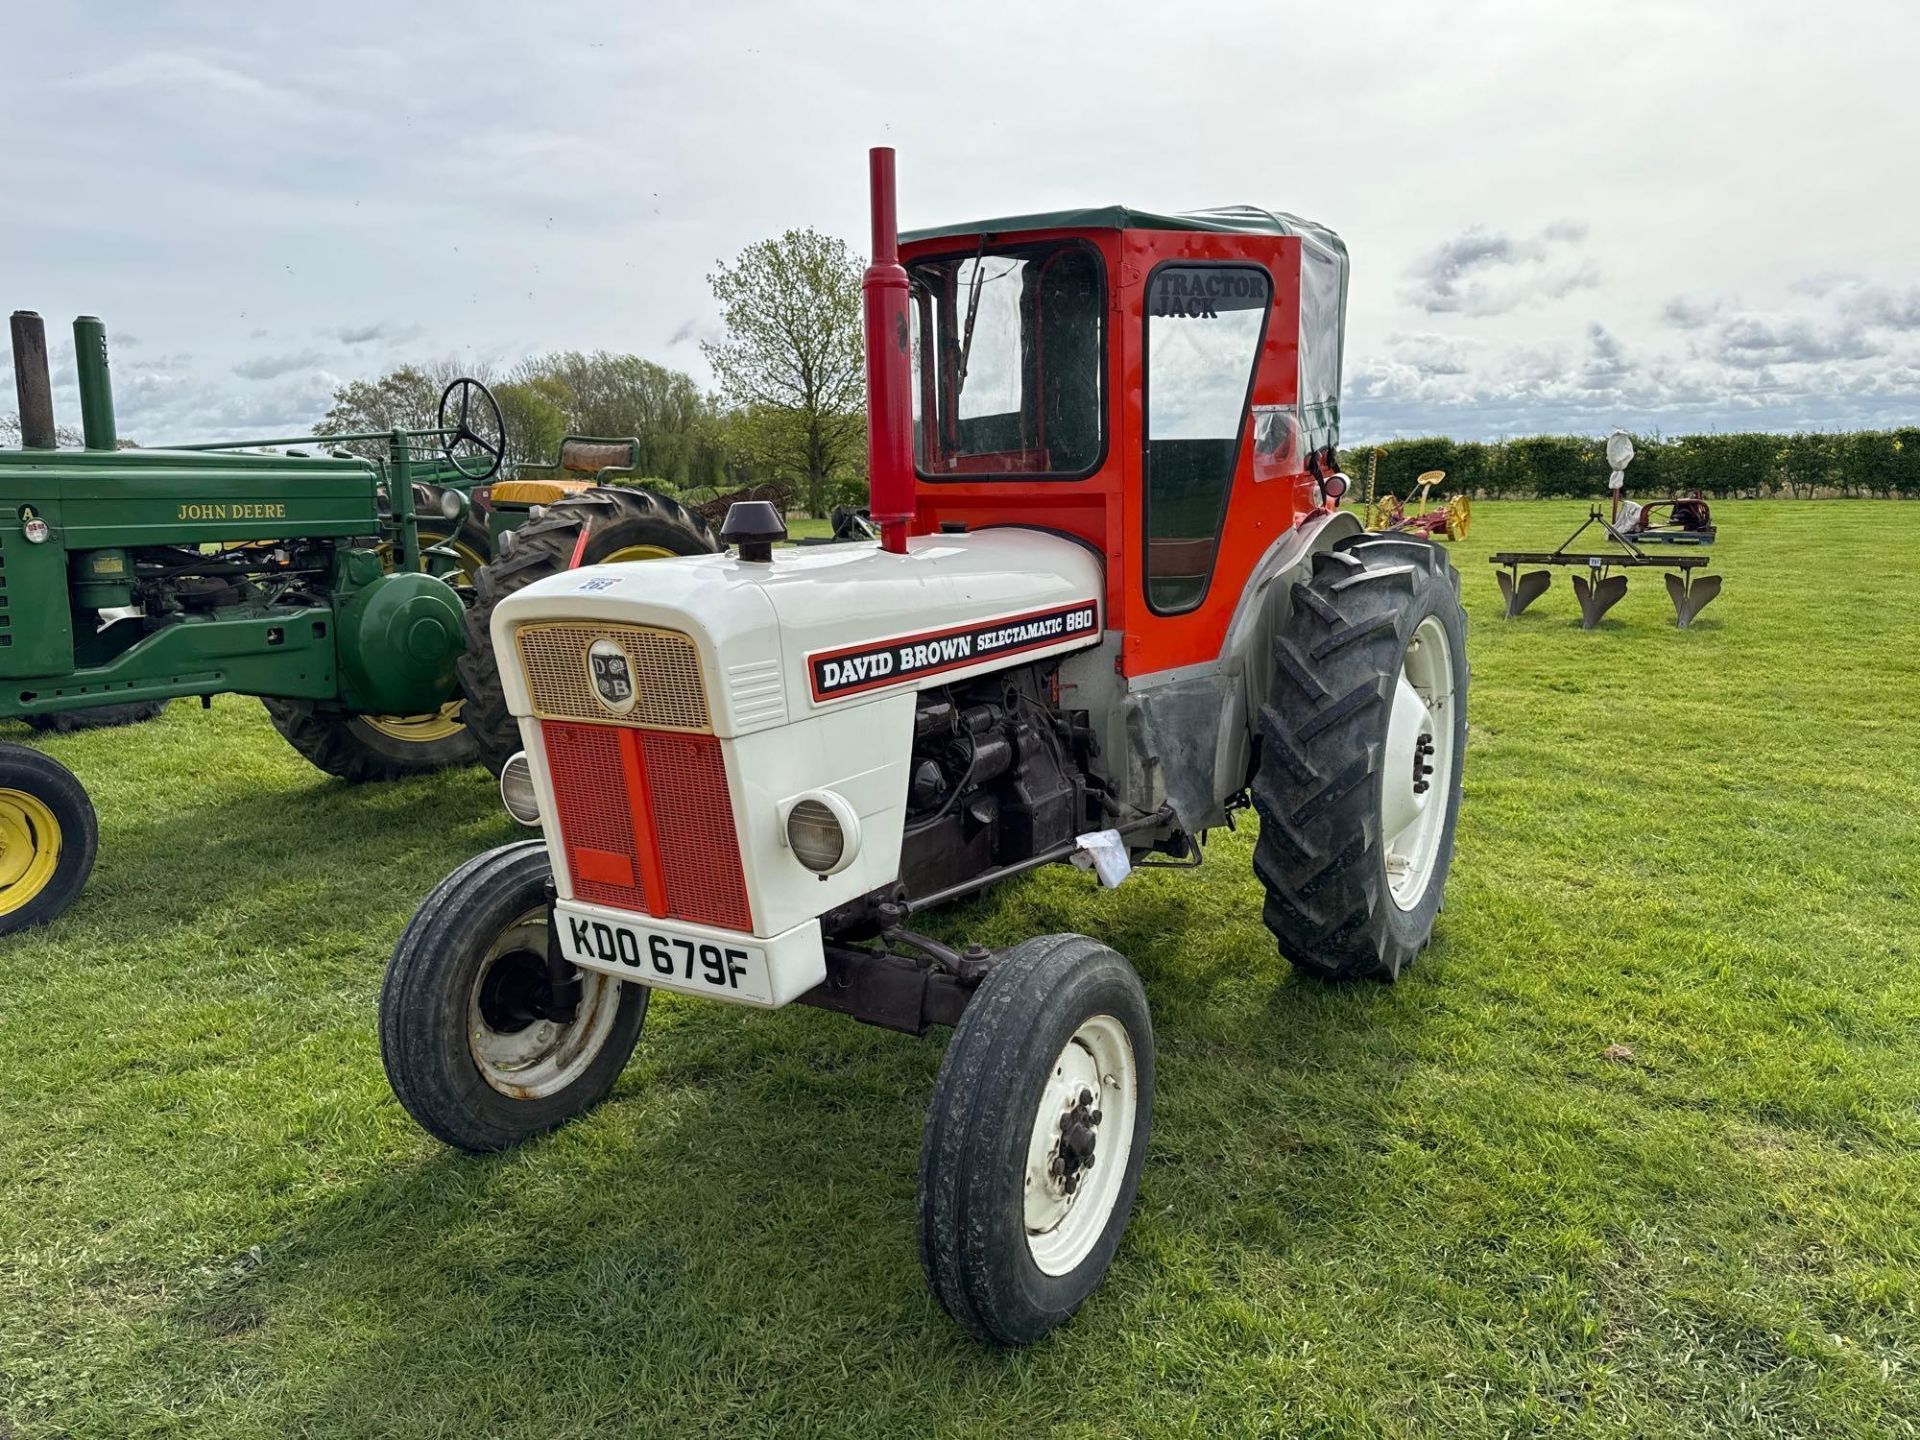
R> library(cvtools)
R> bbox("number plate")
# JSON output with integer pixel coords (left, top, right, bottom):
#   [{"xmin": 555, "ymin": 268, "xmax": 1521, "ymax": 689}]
[{"xmin": 553, "ymin": 902, "xmax": 771, "ymax": 1005}]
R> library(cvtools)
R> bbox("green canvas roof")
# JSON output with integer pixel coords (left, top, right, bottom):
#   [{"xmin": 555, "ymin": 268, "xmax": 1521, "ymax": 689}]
[{"xmin": 901, "ymin": 205, "xmax": 1346, "ymax": 259}]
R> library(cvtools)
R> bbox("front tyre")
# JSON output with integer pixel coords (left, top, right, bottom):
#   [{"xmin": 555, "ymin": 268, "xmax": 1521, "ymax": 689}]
[
  {"xmin": 1252, "ymin": 534, "xmax": 1468, "ymax": 982},
  {"xmin": 380, "ymin": 840, "xmax": 648, "ymax": 1152},
  {"xmin": 0, "ymin": 743, "xmax": 98, "ymax": 936},
  {"xmin": 918, "ymin": 934, "xmax": 1154, "ymax": 1346}
]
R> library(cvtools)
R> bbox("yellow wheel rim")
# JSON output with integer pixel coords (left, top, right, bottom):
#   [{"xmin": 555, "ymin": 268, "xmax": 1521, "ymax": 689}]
[
  {"xmin": 0, "ymin": 787, "xmax": 62, "ymax": 917},
  {"xmin": 602, "ymin": 544, "xmax": 677, "ymax": 563},
  {"xmin": 360, "ymin": 698, "xmax": 466, "ymax": 744}
]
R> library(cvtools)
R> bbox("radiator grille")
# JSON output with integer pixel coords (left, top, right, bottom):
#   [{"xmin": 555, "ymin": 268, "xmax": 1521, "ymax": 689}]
[
  {"xmin": 543, "ymin": 722, "xmax": 648, "ymax": 911},
  {"xmin": 640, "ymin": 731, "xmax": 753, "ymax": 932},
  {"xmin": 516, "ymin": 622, "xmax": 709, "ymax": 731},
  {"xmin": 542, "ymin": 719, "xmax": 752, "ymax": 932}
]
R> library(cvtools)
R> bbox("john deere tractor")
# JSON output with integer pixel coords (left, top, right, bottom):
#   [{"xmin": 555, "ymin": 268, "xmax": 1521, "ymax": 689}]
[{"xmin": 0, "ymin": 311, "xmax": 717, "ymax": 935}]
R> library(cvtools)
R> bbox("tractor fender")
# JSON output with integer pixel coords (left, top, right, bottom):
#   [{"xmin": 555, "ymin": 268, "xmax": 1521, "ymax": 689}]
[{"xmin": 1106, "ymin": 509, "xmax": 1363, "ymax": 834}]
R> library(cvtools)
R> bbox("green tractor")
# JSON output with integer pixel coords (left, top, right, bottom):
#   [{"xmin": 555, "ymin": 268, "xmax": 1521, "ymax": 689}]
[{"xmin": 0, "ymin": 310, "xmax": 718, "ymax": 936}]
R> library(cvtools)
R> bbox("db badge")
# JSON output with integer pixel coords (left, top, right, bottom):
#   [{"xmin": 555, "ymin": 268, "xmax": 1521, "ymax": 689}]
[{"xmin": 586, "ymin": 638, "xmax": 636, "ymax": 715}]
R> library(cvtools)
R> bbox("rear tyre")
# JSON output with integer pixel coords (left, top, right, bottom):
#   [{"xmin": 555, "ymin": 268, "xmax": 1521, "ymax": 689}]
[
  {"xmin": 918, "ymin": 934, "xmax": 1153, "ymax": 1346},
  {"xmin": 1252, "ymin": 533, "xmax": 1468, "ymax": 982},
  {"xmin": 262, "ymin": 507, "xmax": 492, "ymax": 782},
  {"xmin": 263, "ymin": 699, "xmax": 478, "ymax": 782},
  {"xmin": 458, "ymin": 487, "xmax": 721, "ymax": 774},
  {"xmin": 22, "ymin": 700, "xmax": 171, "ymax": 734},
  {"xmin": 380, "ymin": 840, "xmax": 648, "ymax": 1153},
  {"xmin": 0, "ymin": 743, "xmax": 98, "ymax": 936}
]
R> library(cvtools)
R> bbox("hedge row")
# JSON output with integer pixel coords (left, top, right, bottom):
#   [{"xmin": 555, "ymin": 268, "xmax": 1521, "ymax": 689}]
[{"xmin": 1337, "ymin": 430, "xmax": 1920, "ymax": 500}]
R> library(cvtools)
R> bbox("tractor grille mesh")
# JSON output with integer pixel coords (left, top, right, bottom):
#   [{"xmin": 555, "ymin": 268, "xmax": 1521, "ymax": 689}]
[
  {"xmin": 542, "ymin": 722, "xmax": 648, "ymax": 911},
  {"xmin": 516, "ymin": 622, "xmax": 709, "ymax": 731},
  {"xmin": 640, "ymin": 730, "xmax": 752, "ymax": 932},
  {"xmin": 542, "ymin": 719, "xmax": 752, "ymax": 932}
]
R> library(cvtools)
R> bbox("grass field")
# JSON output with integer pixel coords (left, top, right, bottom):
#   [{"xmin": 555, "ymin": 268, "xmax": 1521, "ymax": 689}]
[{"xmin": 3, "ymin": 502, "xmax": 1917, "ymax": 1438}]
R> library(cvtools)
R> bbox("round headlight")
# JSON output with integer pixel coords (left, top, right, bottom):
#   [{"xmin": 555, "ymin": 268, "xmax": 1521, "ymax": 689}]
[
  {"xmin": 440, "ymin": 488, "xmax": 468, "ymax": 522},
  {"xmin": 499, "ymin": 750, "xmax": 541, "ymax": 826},
  {"xmin": 785, "ymin": 792, "xmax": 860, "ymax": 876}
]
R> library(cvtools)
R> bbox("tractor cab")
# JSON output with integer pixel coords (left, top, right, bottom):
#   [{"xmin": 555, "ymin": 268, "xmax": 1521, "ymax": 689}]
[{"xmin": 895, "ymin": 203, "xmax": 1350, "ymax": 678}]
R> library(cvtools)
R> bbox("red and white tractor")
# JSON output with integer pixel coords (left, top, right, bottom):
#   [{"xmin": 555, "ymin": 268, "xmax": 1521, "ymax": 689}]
[{"xmin": 381, "ymin": 149, "xmax": 1469, "ymax": 1346}]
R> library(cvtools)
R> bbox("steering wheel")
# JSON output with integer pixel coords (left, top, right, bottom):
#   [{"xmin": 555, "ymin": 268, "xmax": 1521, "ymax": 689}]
[{"xmin": 436, "ymin": 377, "xmax": 506, "ymax": 481}]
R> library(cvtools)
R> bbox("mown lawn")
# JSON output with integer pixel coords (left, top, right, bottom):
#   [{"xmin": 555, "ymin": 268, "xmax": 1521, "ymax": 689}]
[{"xmin": 2, "ymin": 502, "xmax": 1916, "ymax": 1438}]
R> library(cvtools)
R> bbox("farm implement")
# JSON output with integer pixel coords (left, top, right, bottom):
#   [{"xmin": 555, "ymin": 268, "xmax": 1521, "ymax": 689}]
[
  {"xmin": 1490, "ymin": 506, "xmax": 1723, "ymax": 628},
  {"xmin": 381, "ymin": 148, "xmax": 1470, "ymax": 1346},
  {"xmin": 0, "ymin": 314, "xmax": 716, "ymax": 935},
  {"xmin": 1365, "ymin": 466, "xmax": 1470, "ymax": 541}
]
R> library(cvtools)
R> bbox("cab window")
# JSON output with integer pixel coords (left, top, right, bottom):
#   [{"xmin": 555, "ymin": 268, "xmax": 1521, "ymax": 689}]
[
  {"xmin": 1143, "ymin": 263, "xmax": 1271, "ymax": 613},
  {"xmin": 909, "ymin": 241, "xmax": 1105, "ymax": 479}
]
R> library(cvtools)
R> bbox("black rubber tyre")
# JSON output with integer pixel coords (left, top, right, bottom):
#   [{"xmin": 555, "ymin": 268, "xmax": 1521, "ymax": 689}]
[
  {"xmin": 1252, "ymin": 533, "xmax": 1468, "ymax": 982},
  {"xmin": 262, "ymin": 699, "xmax": 478, "ymax": 783},
  {"xmin": 23, "ymin": 700, "xmax": 171, "ymax": 734},
  {"xmin": 917, "ymin": 934, "xmax": 1154, "ymax": 1347},
  {"xmin": 458, "ymin": 486, "xmax": 720, "ymax": 774},
  {"xmin": 0, "ymin": 743, "xmax": 98, "ymax": 936},
  {"xmin": 380, "ymin": 840, "xmax": 649, "ymax": 1153}
]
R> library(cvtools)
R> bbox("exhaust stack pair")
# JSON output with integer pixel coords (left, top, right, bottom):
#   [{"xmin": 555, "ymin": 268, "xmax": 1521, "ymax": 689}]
[{"xmin": 8, "ymin": 310, "xmax": 116, "ymax": 450}]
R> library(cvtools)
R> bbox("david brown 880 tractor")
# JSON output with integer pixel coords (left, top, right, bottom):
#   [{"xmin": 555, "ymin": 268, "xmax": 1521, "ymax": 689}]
[
  {"xmin": 0, "ymin": 315, "xmax": 719, "ymax": 934},
  {"xmin": 382, "ymin": 149, "xmax": 1469, "ymax": 1345}
]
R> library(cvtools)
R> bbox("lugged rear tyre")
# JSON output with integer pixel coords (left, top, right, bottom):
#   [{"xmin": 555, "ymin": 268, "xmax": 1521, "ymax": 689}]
[
  {"xmin": 458, "ymin": 487, "xmax": 720, "ymax": 774},
  {"xmin": 22, "ymin": 700, "xmax": 171, "ymax": 734},
  {"xmin": 1251, "ymin": 533, "xmax": 1468, "ymax": 982}
]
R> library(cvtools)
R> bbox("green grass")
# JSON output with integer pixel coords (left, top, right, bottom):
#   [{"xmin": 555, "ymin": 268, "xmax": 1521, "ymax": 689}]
[{"xmin": 3, "ymin": 502, "xmax": 1917, "ymax": 1438}]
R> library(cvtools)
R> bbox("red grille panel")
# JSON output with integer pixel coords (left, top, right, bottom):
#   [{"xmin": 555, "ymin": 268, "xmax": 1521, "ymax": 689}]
[
  {"xmin": 541, "ymin": 721, "xmax": 752, "ymax": 932},
  {"xmin": 641, "ymin": 732, "xmax": 753, "ymax": 932},
  {"xmin": 542, "ymin": 722, "xmax": 648, "ymax": 912}
]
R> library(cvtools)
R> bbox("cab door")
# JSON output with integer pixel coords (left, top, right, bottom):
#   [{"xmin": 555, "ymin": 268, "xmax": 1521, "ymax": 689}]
[{"xmin": 1120, "ymin": 228, "xmax": 1307, "ymax": 678}]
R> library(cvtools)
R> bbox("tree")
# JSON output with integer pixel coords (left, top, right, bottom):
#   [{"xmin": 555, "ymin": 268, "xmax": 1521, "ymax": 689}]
[
  {"xmin": 512, "ymin": 351, "xmax": 715, "ymax": 487},
  {"xmin": 315, "ymin": 360, "xmax": 482, "ymax": 458},
  {"xmin": 704, "ymin": 228, "xmax": 865, "ymax": 515}
]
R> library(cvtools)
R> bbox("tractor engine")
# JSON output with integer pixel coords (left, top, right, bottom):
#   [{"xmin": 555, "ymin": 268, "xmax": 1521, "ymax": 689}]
[{"xmin": 893, "ymin": 668, "xmax": 1099, "ymax": 902}]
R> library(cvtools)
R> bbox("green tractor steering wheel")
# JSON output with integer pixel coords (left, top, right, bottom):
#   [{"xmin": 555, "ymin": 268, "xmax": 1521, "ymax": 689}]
[{"xmin": 437, "ymin": 377, "xmax": 507, "ymax": 481}]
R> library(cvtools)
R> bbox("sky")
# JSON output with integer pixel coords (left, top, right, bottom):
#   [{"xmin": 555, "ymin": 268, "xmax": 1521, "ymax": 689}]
[{"xmin": 2, "ymin": 0, "xmax": 1916, "ymax": 446}]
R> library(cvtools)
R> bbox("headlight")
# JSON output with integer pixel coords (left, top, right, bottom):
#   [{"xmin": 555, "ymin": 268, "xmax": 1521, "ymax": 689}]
[
  {"xmin": 784, "ymin": 791, "xmax": 860, "ymax": 876},
  {"xmin": 440, "ymin": 488, "xmax": 468, "ymax": 522},
  {"xmin": 499, "ymin": 751, "xmax": 541, "ymax": 826}
]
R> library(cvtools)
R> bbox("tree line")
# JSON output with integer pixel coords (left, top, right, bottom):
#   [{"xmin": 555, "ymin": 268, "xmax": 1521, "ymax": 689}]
[{"xmin": 316, "ymin": 229, "xmax": 867, "ymax": 516}]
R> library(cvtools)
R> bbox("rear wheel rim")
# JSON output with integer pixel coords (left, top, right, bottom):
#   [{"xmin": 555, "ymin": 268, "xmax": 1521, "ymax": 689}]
[
  {"xmin": 360, "ymin": 702, "xmax": 466, "ymax": 744},
  {"xmin": 602, "ymin": 543, "xmax": 677, "ymax": 563},
  {"xmin": 1381, "ymin": 614, "xmax": 1456, "ymax": 910},
  {"xmin": 0, "ymin": 788, "xmax": 62, "ymax": 916},
  {"xmin": 466, "ymin": 907, "xmax": 622, "ymax": 1099},
  {"xmin": 1023, "ymin": 1013, "xmax": 1138, "ymax": 1277}
]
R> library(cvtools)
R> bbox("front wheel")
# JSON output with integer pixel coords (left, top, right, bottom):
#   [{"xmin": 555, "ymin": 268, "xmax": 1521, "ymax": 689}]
[
  {"xmin": 918, "ymin": 934, "xmax": 1154, "ymax": 1346},
  {"xmin": 1252, "ymin": 533, "xmax": 1468, "ymax": 981},
  {"xmin": 0, "ymin": 743, "xmax": 98, "ymax": 936},
  {"xmin": 380, "ymin": 841, "xmax": 648, "ymax": 1152}
]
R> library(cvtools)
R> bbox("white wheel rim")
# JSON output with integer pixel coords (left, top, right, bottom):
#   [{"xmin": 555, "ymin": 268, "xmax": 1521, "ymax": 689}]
[
  {"xmin": 1380, "ymin": 614, "xmax": 1457, "ymax": 910},
  {"xmin": 466, "ymin": 907, "xmax": 624, "ymax": 1100},
  {"xmin": 1023, "ymin": 1014, "xmax": 1138, "ymax": 1277}
]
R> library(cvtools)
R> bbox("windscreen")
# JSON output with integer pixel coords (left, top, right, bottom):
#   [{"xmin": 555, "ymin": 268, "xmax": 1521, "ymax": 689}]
[{"xmin": 909, "ymin": 240, "xmax": 1105, "ymax": 479}]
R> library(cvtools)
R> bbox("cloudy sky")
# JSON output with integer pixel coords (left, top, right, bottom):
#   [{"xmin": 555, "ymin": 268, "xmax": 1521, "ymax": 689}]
[{"xmin": 3, "ymin": 0, "xmax": 1915, "ymax": 445}]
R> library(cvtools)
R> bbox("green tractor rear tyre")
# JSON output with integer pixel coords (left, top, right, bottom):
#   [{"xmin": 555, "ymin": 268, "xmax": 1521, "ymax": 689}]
[
  {"xmin": 264, "ymin": 507, "xmax": 490, "ymax": 783},
  {"xmin": 458, "ymin": 487, "xmax": 721, "ymax": 774},
  {"xmin": 0, "ymin": 743, "xmax": 98, "ymax": 937}
]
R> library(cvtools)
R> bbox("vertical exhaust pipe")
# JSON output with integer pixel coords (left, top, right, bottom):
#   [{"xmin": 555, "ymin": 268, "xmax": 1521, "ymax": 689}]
[
  {"xmin": 863, "ymin": 147, "xmax": 914, "ymax": 555},
  {"xmin": 9, "ymin": 310, "xmax": 57, "ymax": 449},
  {"xmin": 73, "ymin": 315, "xmax": 117, "ymax": 450}
]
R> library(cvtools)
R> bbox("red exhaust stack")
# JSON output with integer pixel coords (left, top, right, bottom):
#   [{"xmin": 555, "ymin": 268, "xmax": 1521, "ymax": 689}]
[{"xmin": 863, "ymin": 147, "xmax": 914, "ymax": 555}]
